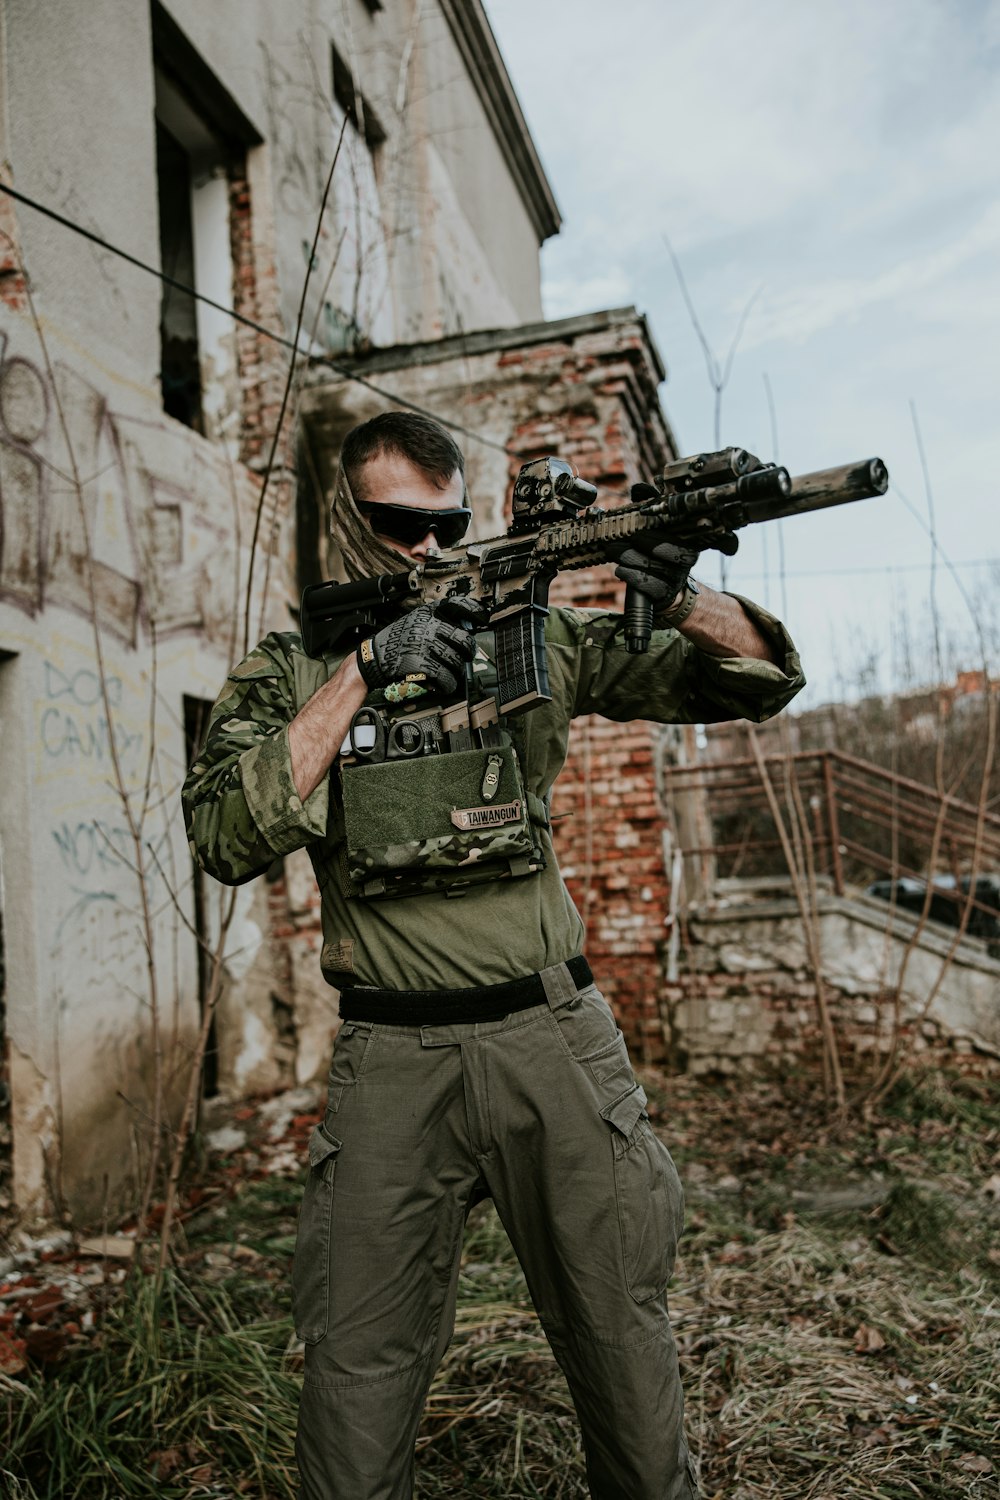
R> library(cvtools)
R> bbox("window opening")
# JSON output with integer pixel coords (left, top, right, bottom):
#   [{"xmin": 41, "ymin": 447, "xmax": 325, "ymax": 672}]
[
  {"xmin": 156, "ymin": 116, "xmax": 204, "ymax": 430},
  {"xmin": 151, "ymin": 3, "xmax": 262, "ymax": 438},
  {"xmin": 331, "ymin": 42, "xmax": 386, "ymax": 150}
]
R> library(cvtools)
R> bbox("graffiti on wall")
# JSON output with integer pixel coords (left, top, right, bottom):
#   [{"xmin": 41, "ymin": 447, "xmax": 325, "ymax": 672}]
[
  {"xmin": 0, "ymin": 329, "xmax": 243, "ymax": 650},
  {"xmin": 37, "ymin": 650, "xmax": 173, "ymax": 947}
]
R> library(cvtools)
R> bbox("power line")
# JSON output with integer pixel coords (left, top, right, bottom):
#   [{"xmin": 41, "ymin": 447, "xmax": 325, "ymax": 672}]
[
  {"xmin": 5, "ymin": 182, "xmax": 993, "ymax": 587},
  {"xmin": 0, "ymin": 180, "xmax": 516, "ymax": 458},
  {"xmin": 737, "ymin": 558, "xmax": 999, "ymax": 581}
]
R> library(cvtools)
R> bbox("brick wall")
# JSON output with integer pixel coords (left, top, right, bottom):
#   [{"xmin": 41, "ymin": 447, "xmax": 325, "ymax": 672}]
[
  {"xmin": 275, "ymin": 308, "xmax": 680, "ymax": 1078},
  {"xmin": 498, "ymin": 325, "xmax": 676, "ymax": 1059},
  {"xmin": 552, "ymin": 714, "xmax": 670, "ymax": 1062},
  {"xmin": 228, "ymin": 159, "xmax": 288, "ymax": 471}
]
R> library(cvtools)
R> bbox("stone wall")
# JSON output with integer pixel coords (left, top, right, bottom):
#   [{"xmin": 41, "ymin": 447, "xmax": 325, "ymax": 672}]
[{"xmin": 666, "ymin": 888, "xmax": 1000, "ymax": 1079}]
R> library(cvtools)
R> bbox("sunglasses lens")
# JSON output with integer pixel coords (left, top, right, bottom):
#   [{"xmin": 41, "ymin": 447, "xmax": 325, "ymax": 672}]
[
  {"xmin": 361, "ymin": 503, "xmax": 471, "ymax": 548},
  {"xmin": 429, "ymin": 511, "xmax": 472, "ymax": 547}
]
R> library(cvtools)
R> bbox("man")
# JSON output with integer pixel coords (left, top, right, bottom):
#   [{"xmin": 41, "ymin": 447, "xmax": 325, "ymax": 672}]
[{"xmin": 183, "ymin": 411, "xmax": 804, "ymax": 1500}]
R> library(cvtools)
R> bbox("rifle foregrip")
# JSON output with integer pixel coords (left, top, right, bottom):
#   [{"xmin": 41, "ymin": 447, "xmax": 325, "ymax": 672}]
[{"xmin": 623, "ymin": 585, "xmax": 654, "ymax": 655}]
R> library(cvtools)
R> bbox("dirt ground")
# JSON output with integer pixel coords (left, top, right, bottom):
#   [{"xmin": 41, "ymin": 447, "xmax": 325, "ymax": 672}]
[{"xmin": 2, "ymin": 1066, "xmax": 998, "ymax": 1498}]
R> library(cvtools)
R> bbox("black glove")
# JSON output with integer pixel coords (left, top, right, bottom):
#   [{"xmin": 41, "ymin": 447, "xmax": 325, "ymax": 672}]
[
  {"xmin": 356, "ymin": 604, "xmax": 476, "ymax": 697},
  {"xmin": 610, "ymin": 539, "xmax": 699, "ymax": 609}
]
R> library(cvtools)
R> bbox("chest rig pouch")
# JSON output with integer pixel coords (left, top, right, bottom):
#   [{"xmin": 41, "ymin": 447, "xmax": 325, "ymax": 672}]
[{"xmin": 338, "ymin": 651, "xmax": 547, "ymax": 901}]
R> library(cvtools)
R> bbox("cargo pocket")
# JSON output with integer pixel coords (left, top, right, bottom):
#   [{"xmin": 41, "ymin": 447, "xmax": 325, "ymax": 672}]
[
  {"xmin": 291, "ymin": 1123, "xmax": 342, "ymax": 1345},
  {"xmin": 326, "ymin": 1021, "xmax": 377, "ymax": 1114},
  {"xmin": 548, "ymin": 985, "xmax": 622, "ymax": 1063},
  {"xmin": 602, "ymin": 1083, "xmax": 684, "ymax": 1304}
]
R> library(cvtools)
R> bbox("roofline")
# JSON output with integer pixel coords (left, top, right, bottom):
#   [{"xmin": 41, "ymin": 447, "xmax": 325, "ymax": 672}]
[
  {"xmin": 307, "ymin": 305, "xmax": 667, "ymax": 382},
  {"xmin": 439, "ymin": 0, "xmax": 561, "ymax": 244}
]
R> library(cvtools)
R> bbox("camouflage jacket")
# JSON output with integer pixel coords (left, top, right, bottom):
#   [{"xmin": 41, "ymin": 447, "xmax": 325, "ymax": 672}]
[{"xmin": 183, "ymin": 600, "xmax": 804, "ymax": 991}]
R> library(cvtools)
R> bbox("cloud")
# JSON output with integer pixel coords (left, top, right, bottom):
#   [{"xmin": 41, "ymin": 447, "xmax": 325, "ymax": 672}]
[
  {"xmin": 542, "ymin": 261, "xmax": 634, "ymax": 321},
  {"xmin": 487, "ymin": 0, "xmax": 1000, "ymax": 700},
  {"xmin": 495, "ymin": 0, "xmax": 1000, "ymax": 252},
  {"xmin": 740, "ymin": 199, "xmax": 1000, "ymax": 350}
]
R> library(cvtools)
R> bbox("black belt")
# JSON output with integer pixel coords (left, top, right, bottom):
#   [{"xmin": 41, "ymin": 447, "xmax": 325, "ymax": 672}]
[{"xmin": 339, "ymin": 954, "xmax": 593, "ymax": 1027}]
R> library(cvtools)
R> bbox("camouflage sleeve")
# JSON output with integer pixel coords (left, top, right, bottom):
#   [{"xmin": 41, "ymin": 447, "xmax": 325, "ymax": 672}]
[
  {"xmin": 546, "ymin": 596, "xmax": 805, "ymax": 725},
  {"xmin": 182, "ymin": 634, "xmax": 330, "ymax": 885}
]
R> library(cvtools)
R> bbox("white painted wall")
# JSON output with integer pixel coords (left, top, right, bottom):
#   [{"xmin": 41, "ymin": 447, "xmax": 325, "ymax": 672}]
[
  {"xmin": 0, "ymin": 0, "xmax": 555, "ymax": 1217},
  {"xmin": 0, "ymin": 310, "xmax": 280, "ymax": 1216},
  {"xmin": 158, "ymin": 0, "xmax": 546, "ymax": 348}
]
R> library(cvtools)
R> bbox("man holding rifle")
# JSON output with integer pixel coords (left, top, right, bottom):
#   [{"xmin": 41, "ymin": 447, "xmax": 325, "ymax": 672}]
[{"xmin": 184, "ymin": 410, "xmax": 807, "ymax": 1499}]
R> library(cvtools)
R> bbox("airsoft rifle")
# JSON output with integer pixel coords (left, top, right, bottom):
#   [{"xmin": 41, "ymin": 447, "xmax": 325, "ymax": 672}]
[{"xmin": 301, "ymin": 448, "xmax": 888, "ymax": 747}]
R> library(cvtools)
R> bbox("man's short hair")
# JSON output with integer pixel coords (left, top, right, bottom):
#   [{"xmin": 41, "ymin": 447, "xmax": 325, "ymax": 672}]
[{"xmin": 342, "ymin": 411, "xmax": 465, "ymax": 500}]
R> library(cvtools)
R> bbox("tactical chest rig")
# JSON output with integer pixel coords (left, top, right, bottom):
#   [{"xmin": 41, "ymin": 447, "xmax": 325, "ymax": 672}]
[{"xmin": 335, "ymin": 634, "xmax": 547, "ymax": 901}]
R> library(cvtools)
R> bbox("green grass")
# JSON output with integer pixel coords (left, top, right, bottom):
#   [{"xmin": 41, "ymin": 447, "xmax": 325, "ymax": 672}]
[{"xmin": 2, "ymin": 1274, "xmax": 300, "ymax": 1499}]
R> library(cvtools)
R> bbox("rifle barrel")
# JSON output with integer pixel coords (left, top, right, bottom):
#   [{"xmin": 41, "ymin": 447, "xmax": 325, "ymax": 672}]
[{"xmin": 747, "ymin": 457, "xmax": 888, "ymax": 522}]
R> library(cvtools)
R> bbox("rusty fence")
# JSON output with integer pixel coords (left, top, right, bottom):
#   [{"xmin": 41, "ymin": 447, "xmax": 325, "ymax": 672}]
[{"xmin": 662, "ymin": 748, "xmax": 1000, "ymax": 936}]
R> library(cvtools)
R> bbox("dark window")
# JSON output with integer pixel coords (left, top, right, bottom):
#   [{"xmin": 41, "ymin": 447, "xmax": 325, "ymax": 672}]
[
  {"xmin": 332, "ymin": 43, "xmax": 386, "ymax": 150},
  {"xmin": 156, "ymin": 118, "xmax": 203, "ymax": 431},
  {"xmin": 151, "ymin": 2, "xmax": 262, "ymax": 434}
]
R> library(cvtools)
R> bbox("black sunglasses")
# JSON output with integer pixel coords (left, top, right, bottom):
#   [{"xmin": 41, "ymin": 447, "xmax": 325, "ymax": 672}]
[{"xmin": 357, "ymin": 500, "xmax": 472, "ymax": 549}]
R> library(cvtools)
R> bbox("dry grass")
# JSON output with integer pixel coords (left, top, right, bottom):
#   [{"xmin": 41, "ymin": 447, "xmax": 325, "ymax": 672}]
[
  {"xmin": 2, "ymin": 1068, "xmax": 998, "ymax": 1498},
  {"xmin": 413, "ymin": 1196, "xmax": 998, "ymax": 1499},
  {"xmin": 416, "ymin": 1068, "xmax": 1000, "ymax": 1498}
]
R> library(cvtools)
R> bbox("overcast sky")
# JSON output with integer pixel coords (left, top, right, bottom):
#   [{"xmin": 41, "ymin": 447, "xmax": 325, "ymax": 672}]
[{"xmin": 487, "ymin": 0, "xmax": 1000, "ymax": 706}]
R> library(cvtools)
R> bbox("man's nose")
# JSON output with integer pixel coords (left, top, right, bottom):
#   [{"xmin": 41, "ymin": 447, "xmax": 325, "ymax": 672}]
[{"xmin": 411, "ymin": 529, "xmax": 441, "ymax": 560}]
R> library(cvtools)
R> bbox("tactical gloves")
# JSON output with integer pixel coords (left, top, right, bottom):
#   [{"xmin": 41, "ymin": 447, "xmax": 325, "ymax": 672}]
[
  {"xmin": 357, "ymin": 604, "xmax": 476, "ymax": 697},
  {"xmin": 610, "ymin": 538, "xmax": 699, "ymax": 615}
]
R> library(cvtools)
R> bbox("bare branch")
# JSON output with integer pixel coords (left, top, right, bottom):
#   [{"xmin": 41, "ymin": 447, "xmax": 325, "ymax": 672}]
[
  {"xmin": 662, "ymin": 231, "xmax": 719, "ymax": 389},
  {"xmin": 242, "ymin": 113, "xmax": 349, "ymax": 654}
]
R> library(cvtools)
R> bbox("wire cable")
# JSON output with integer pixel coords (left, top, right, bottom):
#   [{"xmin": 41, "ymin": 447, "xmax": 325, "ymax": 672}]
[
  {"xmin": 735, "ymin": 558, "xmax": 999, "ymax": 582},
  {"xmin": 0, "ymin": 179, "xmax": 517, "ymax": 458}
]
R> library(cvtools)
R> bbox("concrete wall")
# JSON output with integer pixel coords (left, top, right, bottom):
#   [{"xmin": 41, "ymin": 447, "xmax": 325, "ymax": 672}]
[
  {"xmin": 0, "ymin": 306, "xmax": 278, "ymax": 1218},
  {"xmin": 0, "ymin": 0, "xmax": 556, "ymax": 1219},
  {"xmin": 161, "ymin": 0, "xmax": 549, "ymax": 347},
  {"xmin": 666, "ymin": 888, "xmax": 1000, "ymax": 1077},
  {"xmin": 373, "ymin": 2, "xmax": 549, "ymax": 337}
]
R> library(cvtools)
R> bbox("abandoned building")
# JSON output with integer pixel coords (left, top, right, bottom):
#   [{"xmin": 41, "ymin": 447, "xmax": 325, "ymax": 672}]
[
  {"xmin": 0, "ymin": 0, "xmax": 681, "ymax": 1220},
  {"xmin": 1, "ymin": 0, "xmax": 997, "ymax": 1225}
]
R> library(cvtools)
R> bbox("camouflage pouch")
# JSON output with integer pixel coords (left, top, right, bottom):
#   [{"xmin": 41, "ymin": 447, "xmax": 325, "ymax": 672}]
[{"xmin": 340, "ymin": 743, "xmax": 545, "ymax": 900}]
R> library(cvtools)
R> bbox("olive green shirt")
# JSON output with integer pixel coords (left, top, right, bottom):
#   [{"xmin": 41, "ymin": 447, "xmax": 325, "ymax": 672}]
[{"xmin": 182, "ymin": 600, "xmax": 804, "ymax": 990}]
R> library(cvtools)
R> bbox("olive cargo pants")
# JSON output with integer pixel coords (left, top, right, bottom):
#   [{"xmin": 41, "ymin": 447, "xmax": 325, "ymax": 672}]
[{"xmin": 293, "ymin": 963, "xmax": 698, "ymax": 1499}]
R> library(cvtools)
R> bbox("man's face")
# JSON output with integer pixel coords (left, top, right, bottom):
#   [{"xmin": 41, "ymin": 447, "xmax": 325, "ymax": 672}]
[{"xmin": 356, "ymin": 452, "xmax": 467, "ymax": 562}]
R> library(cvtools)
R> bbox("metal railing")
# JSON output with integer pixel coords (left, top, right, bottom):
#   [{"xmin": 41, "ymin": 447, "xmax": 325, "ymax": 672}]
[{"xmin": 662, "ymin": 748, "xmax": 1000, "ymax": 934}]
